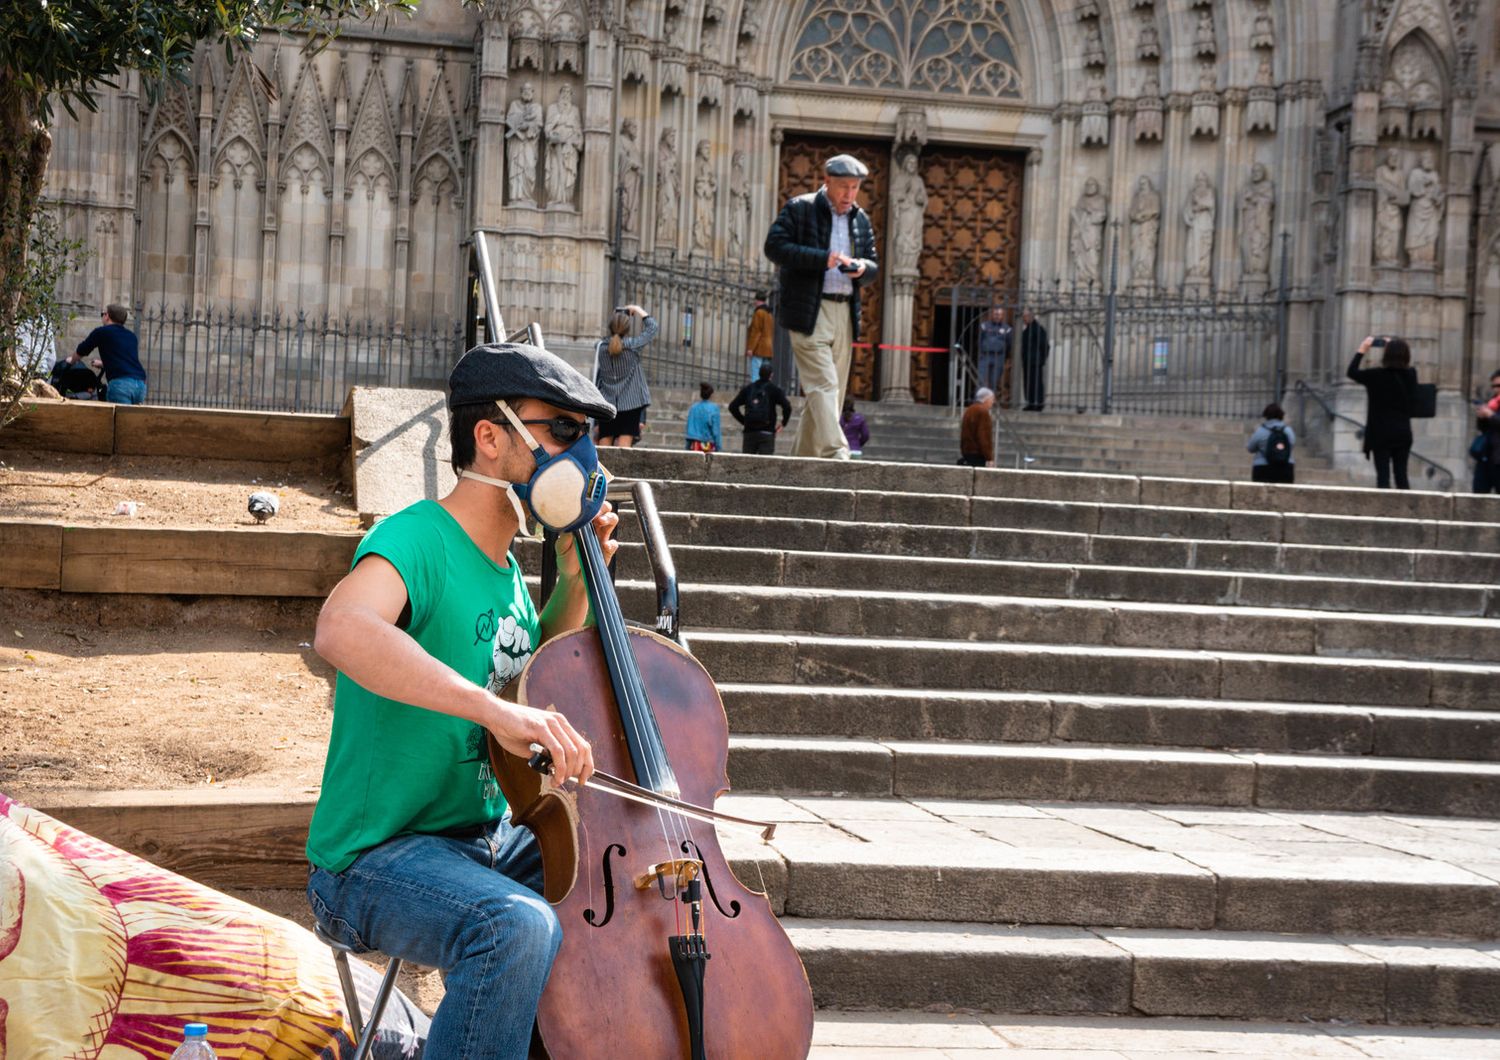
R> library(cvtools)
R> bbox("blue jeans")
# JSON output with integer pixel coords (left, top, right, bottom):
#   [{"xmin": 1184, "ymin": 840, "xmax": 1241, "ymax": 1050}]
[
  {"xmin": 105, "ymin": 377, "xmax": 147, "ymax": 404},
  {"xmin": 307, "ymin": 817, "xmax": 560, "ymax": 1059},
  {"xmin": 977, "ymin": 352, "xmax": 1005, "ymax": 395},
  {"xmin": 748, "ymin": 355, "xmax": 769, "ymax": 384}
]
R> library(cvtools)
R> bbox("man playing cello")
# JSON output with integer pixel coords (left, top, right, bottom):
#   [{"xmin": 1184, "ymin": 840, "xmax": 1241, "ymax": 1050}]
[{"xmin": 305, "ymin": 342, "xmax": 617, "ymax": 1057}]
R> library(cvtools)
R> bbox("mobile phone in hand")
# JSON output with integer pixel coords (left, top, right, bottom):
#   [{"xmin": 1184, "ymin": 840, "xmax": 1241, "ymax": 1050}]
[
  {"xmin": 1372, "ymin": 336, "xmax": 1387, "ymax": 348},
  {"xmin": 837, "ymin": 262, "xmax": 859, "ymax": 274}
]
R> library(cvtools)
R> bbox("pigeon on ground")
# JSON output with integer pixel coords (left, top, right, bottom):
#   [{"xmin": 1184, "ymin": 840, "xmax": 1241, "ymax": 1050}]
[{"xmin": 248, "ymin": 491, "xmax": 280, "ymax": 524}]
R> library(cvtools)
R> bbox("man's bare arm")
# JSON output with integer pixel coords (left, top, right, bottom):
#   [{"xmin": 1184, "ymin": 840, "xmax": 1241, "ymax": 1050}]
[{"xmin": 314, "ymin": 555, "xmax": 593, "ymax": 784}]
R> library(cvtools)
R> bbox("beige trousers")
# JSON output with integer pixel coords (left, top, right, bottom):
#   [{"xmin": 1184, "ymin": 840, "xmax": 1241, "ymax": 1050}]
[{"xmin": 788, "ymin": 299, "xmax": 853, "ymax": 459}]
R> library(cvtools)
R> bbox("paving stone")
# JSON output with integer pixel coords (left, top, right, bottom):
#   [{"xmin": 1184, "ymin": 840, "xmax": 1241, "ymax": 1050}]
[
  {"xmin": 728, "ymin": 734, "xmax": 894, "ymax": 795},
  {"xmin": 1251, "ymin": 754, "xmax": 1500, "ymax": 817},
  {"xmin": 1217, "ymin": 654, "xmax": 1433, "ymax": 707},
  {"xmin": 1371, "ymin": 708, "xmax": 1500, "ymax": 761},
  {"xmin": 974, "ymin": 497, "xmax": 1102, "ymax": 534},
  {"xmin": 1049, "ymin": 699, "xmax": 1372, "ymax": 755},
  {"xmin": 976, "ymin": 469, "xmax": 1141, "ymax": 505},
  {"xmin": 1138, "ymin": 478, "xmax": 1234, "ymax": 511},
  {"xmin": 1346, "ymin": 940, "xmax": 1500, "ymax": 1025},
  {"xmin": 991, "ymin": 1015, "xmax": 1364, "ymax": 1056},
  {"xmin": 1232, "ymin": 481, "xmax": 1452, "ymax": 522}
]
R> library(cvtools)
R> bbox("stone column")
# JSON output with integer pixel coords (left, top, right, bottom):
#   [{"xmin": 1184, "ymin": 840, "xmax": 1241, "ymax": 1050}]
[
  {"xmin": 191, "ymin": 74, "xmax": 215, "ymax": 318},
  {"xmin": 1051, "ymin": 105, "xmax": 1077, "ymax": 282},
  {"xmin": 260, "ymin": 67, "xmax": 283, "ymax": 327},
  {"xmin": 1019, "ymin": 147, "xmax": 1043, "ymax": 280},
  {"xmin": 1217, "ymin": 89, "xmax": 1246, "ymax": 293},
  {"xmin": 392, "ymin": 63, "xmax": 417, "ymax": 332},
  {"xmin": 473, "ymin": 17, "xmax": 511, "ymax": 263},
  {"xmin": 328, "ymin": 60, "xmax": 351, "ymax": 319},
  {"xmin": 1158, "ymin": 94, "xmax": 1190, "ymax": 292}
]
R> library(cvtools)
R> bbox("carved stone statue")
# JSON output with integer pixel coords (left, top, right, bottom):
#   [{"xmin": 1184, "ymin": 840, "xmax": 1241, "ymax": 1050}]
[
  {"xmin": 1183, "ymin": 171, "xmax": 1217, "ymax": 285},
  {"xmin": 1134, "ymin": 72, "xmax": 1163, "ymax": 142},
  {"xmin": 1070, "ymin": 177, "xmax": 1108, "ymax": 286},
  {"xmin": 1136, "ymin": 14, "xmax": 1160, "ymax": 60},
  {"xmin": 664, "ymin": 10, "xmax": 688, "ymax": 49},
  {"xmin": 1080, "ymin": 77, "xmax": 1109, "ymax": 147},
  {"xmin": 1082, "ymin": 22, "xmax": 1106, "ymax": 67},
  {"xmin": 692, "ymin": 139, "xmax": 717, "ymax": 256},
  {"xmin": 1128, "ymin": 175, "xmax": 1161, "ymax": 291},
  {"xmin": 1374, "ymin": 148, "xmax": 1407, "ymax": 267},
  {"xmin": 1246, "ymin": 57, "xmax": 1277, "ymax": 134},
  {"xmin": 656, "ymin": 128, "xmax": 680, "ymax": 244},
  {"xmin": 1404, "ymin": 150, "xmax": 1445, "ymax": 267},
  {"xmin": 890, "ymin": 150, "xmax": 928, "ymax": 274},
  {"xmin": 1250, "ymin": 1, "xmax": 1275, "ymax": 49},
  {"xmin": 728, "ymin": 150, "xmax": 751, "ymax": 260},
  {"xmin": 1239, "ymin": 163, "xmax": 1276, "ymax": 280},
  {"xmin": 739, "ymin": 0, "xmax": 762, "ymax": 38},
  {"xmin": 616, "ymin": 118, "xmax": 643, "ymax": 234},
  {"xmin": 543, "ymin": 85, "xmax": 582, "ymax": 208},
  {"xmin": 1190, "ymin": 64, "xmax": 1220, "ymax": 138},
  {"xmin": 625, "ymin": 0, "xmax": 648, "ymax": 35},
  {"xmin": 504, "ymin": 81, "xmax": 543, "ymax": 206},
  {"xmin": 1193, "ymin": 9, "xmax": 1216, "ymax": 56}
]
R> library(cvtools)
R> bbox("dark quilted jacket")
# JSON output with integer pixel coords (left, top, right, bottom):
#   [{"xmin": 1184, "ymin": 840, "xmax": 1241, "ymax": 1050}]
[{"xmin": 763, "ymin": 189, "xmax": 880, "ymax": 337}]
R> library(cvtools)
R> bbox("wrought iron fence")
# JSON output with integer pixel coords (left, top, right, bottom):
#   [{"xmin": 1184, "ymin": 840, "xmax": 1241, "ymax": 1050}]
[
  {"xmin": 944, "ymin": 281, "xmax": 1284, "ymax": 419},
  {"xmin": 610, "ymin": 253, "xmax": 778, "ymax": 394},
  {"xmin": 123, "ymin": 305, "xmax": 465, "ymax": 414}
]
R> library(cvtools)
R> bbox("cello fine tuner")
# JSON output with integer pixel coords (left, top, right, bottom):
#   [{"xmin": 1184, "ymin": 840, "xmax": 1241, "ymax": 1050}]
[{"xmin": 635, "ymin": 858, "xmax": 703, "ymax": 892}]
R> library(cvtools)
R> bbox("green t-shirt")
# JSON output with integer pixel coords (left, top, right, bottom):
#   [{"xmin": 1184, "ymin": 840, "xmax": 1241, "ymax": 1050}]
[{"xmin": 306, "ymin": 499, "xmax": 541, "ymax": 873}]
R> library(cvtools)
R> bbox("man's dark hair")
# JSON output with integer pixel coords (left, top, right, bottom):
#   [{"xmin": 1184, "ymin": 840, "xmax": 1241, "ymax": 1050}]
[
  {"xmin": 1262, "ymin": 402, "xmax": 1284, "ymax": 420},
  {"xmin": 699, "ymin": 381, "xmax": 714, "ymax": 400},
  {"xmin": 758, "ymin": 364, "xmax": 772, "ymax": 381},
  {"xmin": 1382, "ymin": 337, "xmax": 1411, "ymax": 369},
  {"xmin": 753, "ymin": 290, "xmax": 767, "ymax": 302},
  {"xmin": 105, "ymin": 304, "xmax": 128, "ymax": 325},
  {"xmin": 449, "ymin": 400, "xmax": 511, "ymax": 474},
  {"xmin": 1490, "ymin": 369, "xmax": 1500, "ymax": 383}
]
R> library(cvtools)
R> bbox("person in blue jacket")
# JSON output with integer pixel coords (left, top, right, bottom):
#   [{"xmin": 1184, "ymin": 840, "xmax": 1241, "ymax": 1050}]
[{"xmin": 684, "ymin": 382, "xmax": 722, "ymax": 452}]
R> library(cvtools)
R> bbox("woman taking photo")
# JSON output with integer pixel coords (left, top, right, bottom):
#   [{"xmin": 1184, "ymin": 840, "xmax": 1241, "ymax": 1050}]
[
  {"xmin": 1348, "ymin": 334, "xmax": 1418, "ymax": 490},
  {"xmin": 594, "ymin": 303, "xmax": 658, "ymax": 447}
]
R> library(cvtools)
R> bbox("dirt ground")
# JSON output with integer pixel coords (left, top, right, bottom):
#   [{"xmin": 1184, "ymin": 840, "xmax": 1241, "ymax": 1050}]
[
  {"xmin": 0, "ymin": 589, "xmax": 334, "ymax": 799},
  {"xmin": 0, "ymin": 449, "xmax": 360, "ymax": 530}
]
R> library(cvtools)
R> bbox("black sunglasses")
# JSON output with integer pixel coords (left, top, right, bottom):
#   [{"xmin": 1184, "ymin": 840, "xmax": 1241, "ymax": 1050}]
[{"xmin": 510, "ymin": 416, "xmax": 590, "ymax": 444}]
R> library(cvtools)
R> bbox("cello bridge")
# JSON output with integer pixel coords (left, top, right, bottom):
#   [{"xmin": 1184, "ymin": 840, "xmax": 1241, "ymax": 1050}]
[{"xmin": 635, "ymin": 858, "xmax": 702, "ymax": 893}]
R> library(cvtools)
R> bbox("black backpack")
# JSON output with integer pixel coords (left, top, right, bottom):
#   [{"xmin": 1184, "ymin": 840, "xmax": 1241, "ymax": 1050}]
[
  {"xmin": 744, "ymin": 381, "xmax": 775, "ymax": 430},
  {"xmin": 1264, "ymin": 424, "xmax": 1293, "ymax": 466}
]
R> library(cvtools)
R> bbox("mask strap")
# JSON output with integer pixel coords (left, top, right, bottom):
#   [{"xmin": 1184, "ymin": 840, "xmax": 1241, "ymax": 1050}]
[
  {"xmin": 458, "ymin": 469, "xmax": 542, "ymax": 541},
  {"xmin": 495, "ymin": 399, "xmax": 548, "ymax": 456}
]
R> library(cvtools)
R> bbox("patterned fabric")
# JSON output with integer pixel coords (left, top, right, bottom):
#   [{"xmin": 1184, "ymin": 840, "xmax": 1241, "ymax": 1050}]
[{"xmin": 0, "ymin": 793, "xmax": 428, "ymax": 1058}]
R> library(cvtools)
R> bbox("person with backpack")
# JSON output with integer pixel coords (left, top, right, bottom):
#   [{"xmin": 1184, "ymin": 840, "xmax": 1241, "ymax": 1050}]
[
  {"xmin": 729, "ymin": 363, "xmax": 793, "ymax": 455},
  {"xmin": 1247, "ymin": 402, "xmax": 1296, "ymax": 484}
]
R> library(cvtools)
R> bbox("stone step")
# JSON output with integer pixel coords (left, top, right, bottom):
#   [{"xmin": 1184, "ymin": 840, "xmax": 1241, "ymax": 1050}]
[
  {"xmin": 602, "ymin": 448, "xmax": 1499, "ymax": 524},
  {"xmin": 621, "ymin": 480, "xmax": 1500, "ymax": 551},
  {"xmin": 593, "ymin": 542, "xmax": 1498, "ymax": 618},
  {"xmin": 626, "ymin": 582, "xmax": 1500, "ymax": 664},
  {"xmin": 787, "ymin": 919, "xmax": 1500, "ymax": 1024},
  {"xmin": 720, "ymin": 736, "xmax": 1500, "ymax": 817},
  {"xmin": 714, "ymin": 684, "xmax": 1500, "ymax": 762},
  {"xmin": 717, "ymin": 795, "xmax": 1500, "ymax": 939},
  {"xmin": 605, "ymin": 511, "xmax": 1499, "ymax": 585},
  {"xmin": 686, "ymin": 632, "xmax": 1495, "ymax": 712}
]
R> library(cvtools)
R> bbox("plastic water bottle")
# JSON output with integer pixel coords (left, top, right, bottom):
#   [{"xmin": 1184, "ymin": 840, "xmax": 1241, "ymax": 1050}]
[{"xmin": 168, "ymin": 1024, "xmax": 217, "ymax": 1059}]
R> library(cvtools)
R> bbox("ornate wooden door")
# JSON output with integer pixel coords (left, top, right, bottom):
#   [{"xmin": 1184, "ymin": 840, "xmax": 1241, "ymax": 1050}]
[
  {"xmin": 776, "ymin": 135, "xmax": 890, "ymax": 400},
  {"xmin": 911, "ymin": 147, "xmax": 1026, "ymax": 402}
]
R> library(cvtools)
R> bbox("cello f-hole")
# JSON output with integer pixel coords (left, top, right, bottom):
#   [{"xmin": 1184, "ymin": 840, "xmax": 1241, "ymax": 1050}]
[
  {"xmin": 682, "ymin": 840, "xmax": 742, "ymax": 920},
  {"xmin": 582, "ymin": 843, "xmax": 627, "ymax": 928}
]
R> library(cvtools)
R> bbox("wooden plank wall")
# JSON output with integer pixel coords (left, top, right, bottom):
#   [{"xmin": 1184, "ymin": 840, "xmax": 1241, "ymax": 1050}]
[
  {"xmin": 35, "ymin": 789, "xmax": 316, "ymax": 889},
  {"xmin": 0, "ymin": 399, "xmax": 349, "ymax": 462},
  {"xmin": 0, "ymin": 522, "xmax": 360, "ymax": 597}
]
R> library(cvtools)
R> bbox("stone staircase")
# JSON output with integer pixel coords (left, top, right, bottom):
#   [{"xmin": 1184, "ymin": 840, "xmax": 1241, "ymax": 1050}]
[
  {"xmin": 556, "ymin": 448, "xmax": 1500, "ymax": 1029},
  {"xmin": 634, "ymin": 386, "xmax": 1366, "ymax": 486}
]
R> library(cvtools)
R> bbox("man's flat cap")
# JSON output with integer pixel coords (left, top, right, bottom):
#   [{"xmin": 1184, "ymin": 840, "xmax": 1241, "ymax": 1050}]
[
  {"xmin": 448, "ymin": 341, "xmax": 616, "ymax": 420},
  {"xmin": 824, "ymin": 154, "xmax": 869, "ymax": 178}
]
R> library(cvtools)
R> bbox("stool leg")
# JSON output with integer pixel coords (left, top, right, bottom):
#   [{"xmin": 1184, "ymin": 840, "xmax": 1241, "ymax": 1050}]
[
  {"xmin": 353, "ymin": 957, "xmax": 404, "ymax": 1060},
  {"xmin": 331, "ymin": 948, "xmax": 365, "ymax": 1042}
]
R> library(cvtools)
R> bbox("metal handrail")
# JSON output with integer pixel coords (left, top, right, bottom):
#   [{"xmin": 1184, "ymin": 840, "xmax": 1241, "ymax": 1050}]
[
  {"xmin": 1293, "ymin": 379, "xmax": 1455, "ymax": 491},
  {"xmin": 994, "ymin": 409, "xmax": 1036, "ymax": 471}
]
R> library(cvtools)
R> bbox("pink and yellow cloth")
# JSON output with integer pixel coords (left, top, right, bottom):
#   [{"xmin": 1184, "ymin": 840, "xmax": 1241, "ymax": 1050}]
[{"xmin": 0, "ymin": 793, "xmax": 427, "ymax": 1058}]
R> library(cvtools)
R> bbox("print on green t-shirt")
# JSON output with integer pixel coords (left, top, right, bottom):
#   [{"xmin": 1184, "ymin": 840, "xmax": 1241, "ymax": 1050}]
[{"xmin": 306, "ymin": 500, "xmax": 542, "ymax": 873}]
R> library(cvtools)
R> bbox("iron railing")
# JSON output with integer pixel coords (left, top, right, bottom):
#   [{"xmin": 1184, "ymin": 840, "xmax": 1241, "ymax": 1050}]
[
  {"xmin": 122, "ymin": 304, "xmax": 464, "ymax": 414},
  {"xmin": 609, "ymin": 253, "xmax": 778, "ymax": 395},
  {"xmin": 943, "ymin": 282, "xmax": 1283, "ymax": 420}
]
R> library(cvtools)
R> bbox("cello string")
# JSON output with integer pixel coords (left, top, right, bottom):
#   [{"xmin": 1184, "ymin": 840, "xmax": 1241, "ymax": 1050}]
[{"xmin": 580, "ymin": 528, "xmax": 680, "ymax": 864}]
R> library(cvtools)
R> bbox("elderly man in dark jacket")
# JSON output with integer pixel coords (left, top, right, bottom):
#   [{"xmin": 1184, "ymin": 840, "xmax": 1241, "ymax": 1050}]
[{"xmin": 763, "ymin": 154, "xmax": 880, "ymax": 459}]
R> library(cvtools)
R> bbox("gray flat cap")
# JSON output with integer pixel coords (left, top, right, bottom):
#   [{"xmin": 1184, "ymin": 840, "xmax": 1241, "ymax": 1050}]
[
  {"xmin": 448, "ymin": 341, "xmax": 615, "ymax": 420},
  {"xmin": 824, "ymin": 154, "xmax": 869, "ymax": 178}
]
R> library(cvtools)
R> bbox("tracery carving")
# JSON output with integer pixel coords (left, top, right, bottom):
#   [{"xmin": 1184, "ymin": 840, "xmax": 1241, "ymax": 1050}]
[
  {"xmin": 280, "ymin": 63, "xmax": 332, "ymax": 182},
  {"xmin": 142, "ymin": 81, "xmax": 197, "ymax": 173},
  {"xmin": 213, "ymin": 60, "xmax": 267, "ymax": 172},
  {"xmin": 788, "ymin": 0, "xmax": 1024, "ymax": 99},
  {"xmin": 1382, "ymin": 34, "xmax": 1446, "ymax": 140},
  {"xmin": 346, "ymin": 63, "xmax": 397, "ymax": 198},
  {"xmin": 511, "ymin": 6, "xmax": 544, "ymax": 70}
]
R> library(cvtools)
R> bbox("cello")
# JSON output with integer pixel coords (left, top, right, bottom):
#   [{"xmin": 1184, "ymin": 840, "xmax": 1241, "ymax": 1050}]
[{"xmin": 487, "ymin": 456, "xmax": 815, "ymax": 1060}]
